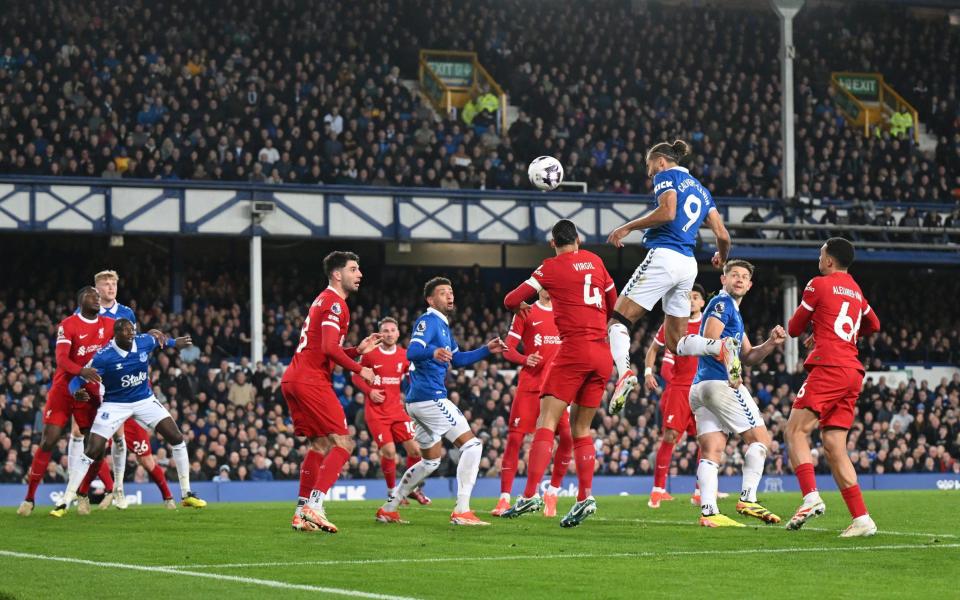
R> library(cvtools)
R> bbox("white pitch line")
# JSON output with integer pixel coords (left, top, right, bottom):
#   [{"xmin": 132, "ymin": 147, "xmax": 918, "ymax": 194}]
[
  {"xmin": 592, "ymin": 516, "xmax": 960, "ymax": 539},
  {"xmin": 158, "ymin": 542, "xmax": 960, "ymax": 570},
  {"xmin": 0, "ymin": 550, "xmax": 421, "ymax": 600}
]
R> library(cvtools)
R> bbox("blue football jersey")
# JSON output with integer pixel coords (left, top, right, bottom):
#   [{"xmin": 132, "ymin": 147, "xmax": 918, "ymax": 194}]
[
  {"xmin": 76, "ymin": 301, "xmax": 137, "ymax": 325},
  {"xmin": 643, "ymin": 166, "xmax": 716, "ymax": 256},
  {"xmin": 405, "ymin": 307, "xmax": 490, "ymax": 402},
  {"xmin": 694, "ymin": 291, "xmax": 744, "ymax": 383},
  {"xmin": 72, "ymin": 334, "xmax": 160, "ymax": 403}
]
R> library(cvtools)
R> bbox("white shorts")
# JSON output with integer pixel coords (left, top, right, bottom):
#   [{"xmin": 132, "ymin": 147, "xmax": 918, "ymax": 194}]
[
  {"xmin": 90, "ymin": 397, "xmax": 170, "ymax": 439},
  {"xmin": 689, "ymin": 380, "xmax": 764, "ymax": 436},
  {"xmin": 405, "ymin": 398, "xmax": 471, "ymax": 448},
  {"xmin": 622, "ymin": 247, "xmax": 698, "ymax": 318}
]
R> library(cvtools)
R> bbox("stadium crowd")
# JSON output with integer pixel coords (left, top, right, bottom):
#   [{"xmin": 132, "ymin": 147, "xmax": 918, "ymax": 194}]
[
  {"xmin": 0, "ymin": 0, "xmax": 958, "ymax": 205},
  {"xmin": 2, "ymin": 262, "xmax": 958, "ymax": 492}
]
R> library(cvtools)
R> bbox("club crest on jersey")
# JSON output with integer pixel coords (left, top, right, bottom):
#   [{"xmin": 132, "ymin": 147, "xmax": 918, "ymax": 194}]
[
  {"xmin": 98, "ymin": 327, "xmax": 104, "ymax": 337},
  {"xmin": 331, "ymin": 302, "xmax": 342, "ymax": 315},
  {"xmin": 100, "ymin": 411, "xmax": 109, "ymax": 420}
]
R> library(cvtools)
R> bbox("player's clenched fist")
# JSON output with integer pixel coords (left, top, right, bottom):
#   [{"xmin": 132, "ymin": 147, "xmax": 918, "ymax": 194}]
[{"xmin": 769, "ymin": 325, "xmax": 787, "ymax": 346}]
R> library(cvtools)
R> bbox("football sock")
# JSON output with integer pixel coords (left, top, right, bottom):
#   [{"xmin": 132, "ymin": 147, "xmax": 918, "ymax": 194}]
[
  {"xmin": 406, "ymin": 455, "xmax": 421, "ymax": 469},
  {"xmin": 455, "ymin": 438, "xmax": 482, "ymax": 513},
  {"xmin": 381, "ymin": 456, "xmax": 397, "ymax": 491},
  {"xmin": 149, "ymin": 464, "xmax": 173, "ymax": 500},
  {"xmin": 546, "ymin": 485, "xmax": 560, "ymax": 495},
  {"xmin": 795, "ymin": 462, "xmax": 818, "ymax": 498},
  {"xmin": 573, "ymin": 436, "xmax": 595, "ymax": 501},
  {"xmin": 25, "ymin": 449, "xmax": 53, "ymax": 503},
  {"xmin": 68, "ymin": 435, "xmax": 84, "ymax": 475},
  {"xmin": 313, "ymin": 446, "xmax": 351, "ymax": 495},
  {"xmin": 77, "ymin": 459, "xmax": 102, "ymax": 496},
  {"xmin": 608, "ymin": 322, "xmax": 632, "ymax": 379},
  {"xmin": 500, "ymin": 430, "xmax": 524, "ymax": 494},
  {"xmin": 298, "ymin": 450, "xmax": 324, "ymax": 499},
  {"xmin": 840, "ymin": 484, "xmax": 868, "ymax": 519},
  {"xmin": 111, "ymin": 437, "xmax": 127, "ymax": 486},
  {"xmin": 523, "ymin": 427, "xmax": 555, "ymax": 498},
  {"xmin": 550, "ymin": 428, "xmax": 573, "ymax": 488},
  {"xmin": 65, "ymin": 454, "xmax": 95, "ymax": 506},
  {"xmin": 676, "ymin": 334, "xmax": 722, "ymax": 357},
  {"xmin": 171, "ymin": 441, "xmax": 191, "ymax": 496},
  {"xmin": 697, "ymin": 458, "xmax": 720, "ymax": 516},
  {"xmin": 97, "ymin": 460, "xmax": 114, "ymax": 493},
  {"xmin": 385, "ymin": 457, "xmax": 440, "ymax": 511},
  {"xmin": 740, "ymin": 442, "xmax": 767, "ymax": 502},
  {"xmin": 654, "ymin": 440, "xmax": 675, "ymax": 490}
]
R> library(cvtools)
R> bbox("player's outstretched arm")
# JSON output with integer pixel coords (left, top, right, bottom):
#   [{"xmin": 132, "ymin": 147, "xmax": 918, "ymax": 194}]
[
  {"xmin": 741, "ymin": 325, "xmax": 787, "ymax": 367},
  {"xmin": 450, "ymin": 337, "xmax": 506, "ymax": 368},
  {"xmin": 607, "ymin": 191, "xmax": 677, "ymax": 248},
  {"xmin": 705, "ymin": 209, "xmax": 731, "ymax": 267}
]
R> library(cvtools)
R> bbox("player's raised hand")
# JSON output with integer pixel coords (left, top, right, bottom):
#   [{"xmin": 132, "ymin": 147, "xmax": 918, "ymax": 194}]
[
  {"xmin": 512, "ymin": 301, "xmax": 532, "ymax": 317},
  {"xmin": 358, "ymin": 333, "xmax": 383, "ymax": 354},
  {"xmin": 711, "ymin": 252, "xmax": 723, "ymax": 269},
  {"xmin": 525, "ymin": 351, "xmax": 542, "ymax": 367},
  {"xmin": 644, "ymin": 373, "xmax": 661, "ymax": 393},
  {"xmin": 359, "ymin": 366, "xmax": 376, "ymax": 383},
  {"xmin": 607, "ymin": 225, "xmax": 629, "ymax": 248},
  {"xmin": 147, "ymin": 328, "xmax": 167, "ymax": 347},
  {"xmin": 369, "ymin": 389, "xmax": 386, "ymax": 404},
  {"xmin": 73, "ymin": 388, "xmax": 91, "ymax": 403},
  {"xmin": 769, "ymin": 325, "xmax": 787, "ymax": 346},
  {"xmin": 79, "ymin": 366, "xmax": 101, "ymax": 383},
  {"xmin": 433, "ymin": 347, "xmax": 454, "ymax": 363},
  {"xmin": 487, "ymin": 337, "xmax": 508, "ymax": 354}
]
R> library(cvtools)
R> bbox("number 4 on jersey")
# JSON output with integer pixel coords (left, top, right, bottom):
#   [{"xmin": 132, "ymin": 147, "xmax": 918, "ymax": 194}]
[{"xmin": 583, "ymin": 274, "xmax": 602, "ymax": 308}]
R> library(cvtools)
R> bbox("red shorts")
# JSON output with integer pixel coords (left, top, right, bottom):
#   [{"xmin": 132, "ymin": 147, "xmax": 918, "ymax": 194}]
[
  {"xmin": 540, "ymin": 341, "xmax": 613, "ymax": 408},
  {"xmin": 124, "ymin": 419, "xmax": 153, "ymax": 457},
  {"xmin": 43, "ymin": 387, "xmax": 99, "ymax": 430},
  {"xmin": 367, "ymin": 414, "xmax": 415, "ymax": 446},
  {"xmin": 660, "ymin": 383, "xmax": 696, "ymax": 437},
  {"xmin": 793, "ymin": 366, "xmax": 864, "ymax": 430},
  {"xmin": 282, "ymin": 379, "xmax": 349, "ymax": 437}
]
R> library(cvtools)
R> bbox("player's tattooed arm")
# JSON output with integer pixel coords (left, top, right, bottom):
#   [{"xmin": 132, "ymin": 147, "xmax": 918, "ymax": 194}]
[{"xmin": 705, "ymin": 209, "xmax": 730, "ymax": 267}]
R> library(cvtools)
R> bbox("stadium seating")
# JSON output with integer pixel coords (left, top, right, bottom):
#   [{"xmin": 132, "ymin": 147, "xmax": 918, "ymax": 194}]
[{"xmin": 0, "ymin": 0, "xmax": 957, "ymax": 204}]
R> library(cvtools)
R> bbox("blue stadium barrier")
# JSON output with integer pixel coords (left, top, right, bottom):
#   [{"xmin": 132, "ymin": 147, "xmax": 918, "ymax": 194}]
[{"xmin": 3, "ymin": 473, "xmax": 956, "ymax": 507}]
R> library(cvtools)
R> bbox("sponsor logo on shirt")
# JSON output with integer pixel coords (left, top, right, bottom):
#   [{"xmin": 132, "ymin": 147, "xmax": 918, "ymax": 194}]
[
  {"xmin": 121, "ymin": 372, "xmax": 148, "ymax": 388},
  {"xmin": 654, "ymin": 179, "xmax": 674, "ymax": 193}
]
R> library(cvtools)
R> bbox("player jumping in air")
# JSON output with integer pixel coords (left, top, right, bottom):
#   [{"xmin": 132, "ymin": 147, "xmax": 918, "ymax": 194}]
[
  {"xmin": 51, "ymin": 319, "xmax": 206, "ymax": 516},
  {"xmin": 643, "ymin": 283, "xmax": 706, "ymax": 508},
  {"xmin": 502, "ymin": 219, "xmax": 617, "ymax": 528},
  {"xmin": 281, "ymin": 251, "xmax": 381, "ymax": 533},
  {"xmin": 605, "ymin": 140, "xmax": 735, "ymax": 415},
  {"xmin": 18, "ymin": 287, "xmax": 112, "ymax": 517},
  {"xmin": 376, "ymin": 277, "xmax": 506, "ymax": 526},
  {"xmin": 351, "ymin": 317, "xmax": 431, "ymax": 506},
  {"xmin": 785, "ymin": 238, "xmax": 881, "ymax": 537},
  {"xmin": 688, "ymin": 261, "xmax": 785, "ymax": 527},
  {"xmin": 492, "ymin": 287, "xmax": 572, "ymax": 518}
]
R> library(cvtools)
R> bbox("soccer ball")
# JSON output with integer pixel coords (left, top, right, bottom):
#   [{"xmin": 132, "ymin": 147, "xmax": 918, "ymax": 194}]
[{"xmin": 528, "ymin": 156, "xmax": 564, "ymax": 191}]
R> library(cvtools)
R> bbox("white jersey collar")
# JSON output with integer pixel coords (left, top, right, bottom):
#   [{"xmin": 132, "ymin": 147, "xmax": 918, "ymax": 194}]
[
  {"xmin": 111, "ymin": 337, "xmax": 138, "ymax": 358},
  {"xmin": 535, "ymin": 301, "xmax": 553, "ymax": 312},
  {"xmin": 427, "ymin": 306, "xmax": 449, "ymax": 325}
]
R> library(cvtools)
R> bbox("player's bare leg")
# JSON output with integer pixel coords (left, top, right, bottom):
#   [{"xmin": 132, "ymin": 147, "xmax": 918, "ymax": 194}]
[
  {"xmin": 696, "ymin": 432, "xmax": 744, "ymax": 528},
  {"xmin": 823, "ymin": 427, "xmax": 876, "ymax": 537},
  {"xmin": 401, "ymin": 439, "xmax": 430, "ymax": 505},
  {"xmin": 785, "ymin": 407, "xmax": 827, "ymax": 530},
  {"xmin": 559, "ymin": 403, "xmax": 600, "ymax": 528},
  {"xmin": 20, "ymin": 423, "xmax": 65, "ymax": 516},
  {"xmin": 502, "ymin": 395, "xmax": 567, "ymax": 518},
  {"xmin": 649, "ymin": 428, "xmax": 680, "ymax": 508},
  {"xmin": 154, "ymin": 416, "xmax": 206, "ymax": 509},
  {"xmin": 607, "ymin": 296, "xmax": 646, "ymax": 415},
  {"xmin": 734, "ymin": 427, "xmax": 780, "ymax": 524}
]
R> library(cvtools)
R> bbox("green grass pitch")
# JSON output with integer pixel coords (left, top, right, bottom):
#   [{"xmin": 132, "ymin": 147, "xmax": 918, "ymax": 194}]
[{"xmin": 1, "ymin": 491, "xmax": 957, "ymax": 599}]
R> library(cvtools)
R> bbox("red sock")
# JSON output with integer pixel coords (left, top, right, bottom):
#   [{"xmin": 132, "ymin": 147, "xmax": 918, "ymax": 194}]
[
  {"xmin": 795, "ymin": 462, "xmax": 817, "ymax": 497},
  {"xmin": 381, "ymin": 456, "xmax": 397, "ymax": 490},
  {"xmin": 840, "ymin": 484, "xmax": 868, "ymax": 519},
  {"xmin": 313, "ymin": 446, "xmax": 351, "ymax": 494},
  {"xmin": 654, "ymin": 439, "xmax": 675, "ymax": 489},
  {"xmin": 406, "ymin": 455, "xmax": 420, "ymax": 469},
  {"xmin": 25, "ymin": 449, "xmax": 53, "ymax": 502},
  {"xmin": 78, "ymin": 459, "xmax": 102, "ymax": 495},
  {"xmin": 298, "ymin": 450, "xmax": 324, "ymax": 499},
  {"xmin": 573, "ymin": 437, "xmax": 595, "ymax": 501},
  {"xmin": 501, "ymin": 430, "xmax": 524, "ymax": 494},
  {"xmin": 98, "ymin": 461, "xmax": 114, "ymax": 492},
  {"xmin": 523, "ymin": 428, "xmax": 556, "ymax": 498},
  {"xmin": 550, "ymin": 427, "xmax": 573, "ymax": 488},
  {"xmin": 149, "ymin": 464, "xmax": 172, "ymax": 500}
]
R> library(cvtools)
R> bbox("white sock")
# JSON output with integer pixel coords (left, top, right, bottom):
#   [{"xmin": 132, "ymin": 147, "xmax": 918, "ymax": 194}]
[
  {"xmin": 608, "ymin": 322, "xmax": 632, "ymax": 379},
  {"xmin": 455, "ymin": 439, "xmax": 483, "ymax": 513},
  {"xmin": 651, "ymin": 486, "xmax": 665, "ymax": 493},
  {"xmin": 499, "ymin": 492, "xmax": 510, "ymax": 501},
  {"xmin": 803, "ymin": 490, "xmax": 822, "ymax": 504},
  {"xmin": 676, "ymin": 334, "xmax": 722, "ymax": 357},
  {"xmin": 68, "ymin": 435, "xmax": 84, "ymax": 475},
  {"xmin": 307, "ymin": 489, "xmax": 326, "ymax": 511},
  {"xmin": 385, "ymin": 458, "xmax": 440, "ymax": 511},
  {"xmin": 111, "ymin": 438, "xmax": 127, "ymax": 489},
  {"xmin": 546, "ymin": 485, "xmax": 560, "ymax": 495},
  {"xmin": 740, "ymin": 442, "xmax": 767, "ymax": 502},
  {"xmin": 697, "ymin": 459, "xmax": 720, "ymax": 516},
  {"xmin": 63, "ymin": 453, "xmax": 94, "ymax": 506},
  {"xmin": 171, "ymin": 442, "xmax": 191, "ymax": 497}
]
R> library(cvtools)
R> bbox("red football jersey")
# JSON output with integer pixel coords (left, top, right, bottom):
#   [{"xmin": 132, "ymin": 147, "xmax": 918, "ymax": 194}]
[
  {"xmin": 653, "ymin": 316, "xmax": 702, "ymax": 385},
  {"xmin": 507, "ymin": 301, "xmax": 562, "ymax": 390},
  {"xmin": 358, "ymin": 345, "xmax": 410, "ymax": 421},
  {"xmin": 52, "ymin": 313, "xmax": 113, "ymax": 396},
  {"xmin": 793, "ymin": 272, "xmax": 880, "ymax": 371},
  {"xmin": 284, "ymin": 287, "xmax": 351, "ymax": 382},
  {"xmin": 527, "ymin": 250, "xmax": 616, "ymax": 342}
]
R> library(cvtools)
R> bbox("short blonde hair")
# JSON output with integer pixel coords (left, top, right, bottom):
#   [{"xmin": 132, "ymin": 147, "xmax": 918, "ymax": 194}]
[{"xmin": 94, "ymin": 270, "xmax": 119, "ymax": 283}]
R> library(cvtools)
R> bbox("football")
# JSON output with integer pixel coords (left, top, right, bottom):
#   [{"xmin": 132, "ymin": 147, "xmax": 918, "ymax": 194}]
[{"xmin": 528, "ymin": 156, "xmax": 564, "ymax": 191}]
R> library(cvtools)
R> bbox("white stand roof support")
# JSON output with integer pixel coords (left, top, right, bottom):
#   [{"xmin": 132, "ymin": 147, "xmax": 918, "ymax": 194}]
[{"xmin": 769, "ymin": 0, "xmax": 805, "ymax": 201}]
